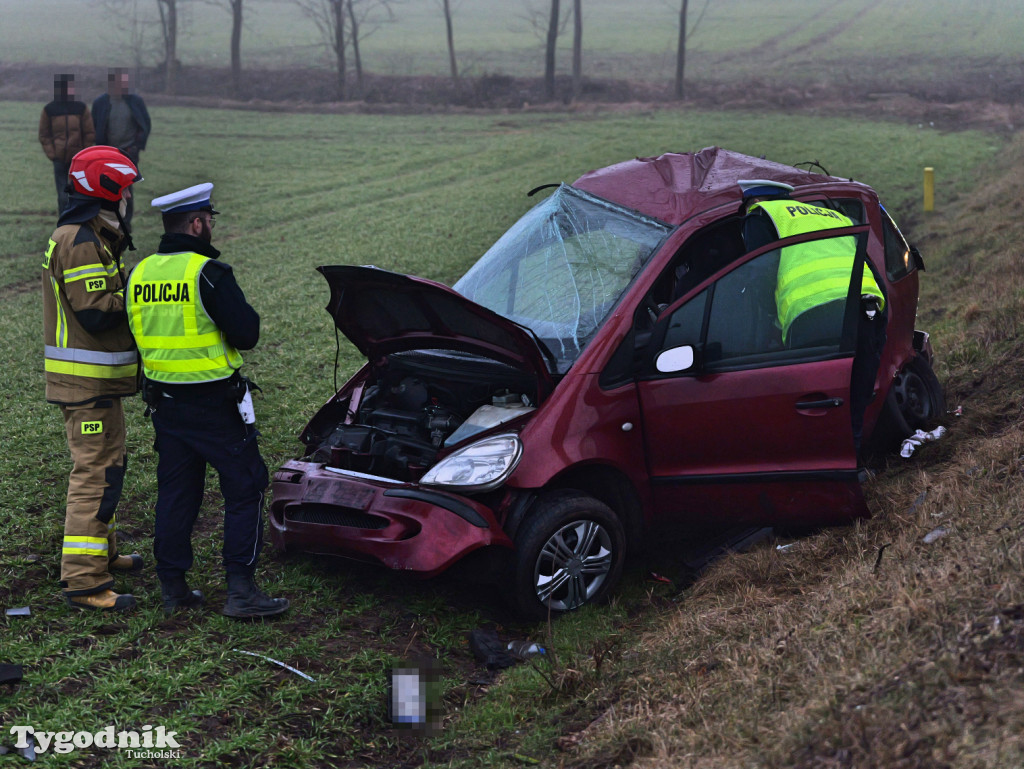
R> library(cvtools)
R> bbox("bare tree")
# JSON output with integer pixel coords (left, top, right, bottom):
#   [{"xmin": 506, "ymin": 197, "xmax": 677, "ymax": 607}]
[
  {"xmin": 436, "ymin": 0, "xmax": 459, "ymax": 87},
  {"xmin": 228, "ymin": 0, "xmax": 245, "ymax": 97},
  {"xmin": 544, "ymin": 0, "xmax": 560, "ymax": 99},
  {"xmin": 675, "ymin": 0, "xmax": 709, "ymax": 100},
  {"xmin": 199, "ymin": 0, "xmax": 247, "ymax": 96},
  {"xmin": 571, "ymin": 0, "xmax": 581, "ymax": 99},
  {"xmin": 93, "ymin": 0, "xmax": 151, "ymax": 74},
  {"xmin": 292, "ymin": 0, "xmax": 348, "ymax": 99},
  {"xmin": 521, "ymin": 0, "xmax": 570, "ymax": 100},
  {"xmin": 349, "ymin": 0, "xmax": 399, "ymax": 97},
  {"xmin": 292, "ymin": 0, "xmax": 397, "ymax": 101},
  {"xmin": 347, "ymin": 0, "xmax": 363, "ymax": 96},
  {"xmin": 156, "ymin": 0, "xmax": 179, "ymax": 94}
]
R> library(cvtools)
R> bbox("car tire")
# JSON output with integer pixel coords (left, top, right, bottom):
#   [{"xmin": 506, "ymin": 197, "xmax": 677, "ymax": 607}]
[
  {"xmin": 891, "ymin": 354, "xmax": 946, "ymax": 431},
  {"xmin": 505, "ymin": 490, "xmax": 626, "ymax": 622}
]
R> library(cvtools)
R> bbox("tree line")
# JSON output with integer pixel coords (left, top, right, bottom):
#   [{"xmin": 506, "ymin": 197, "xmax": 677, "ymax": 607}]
[{"xmin": 95, "ymin": 0, "xmax": 704, "ymax": 101}]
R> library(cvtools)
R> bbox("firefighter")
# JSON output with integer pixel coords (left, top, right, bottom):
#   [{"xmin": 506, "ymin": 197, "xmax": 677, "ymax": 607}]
[
  {"xmin": 42, "ymin": 145, "xmax": 144, "ymax": 612},
  {"xmin": 126, "ymin": 183, "xmax": 288, "ymax": 618}
]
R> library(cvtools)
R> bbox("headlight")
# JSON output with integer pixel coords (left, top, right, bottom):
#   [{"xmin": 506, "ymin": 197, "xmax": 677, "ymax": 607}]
[{"xmin": 420, "ymin": 433, "xmax": 522, "ymax": 492}]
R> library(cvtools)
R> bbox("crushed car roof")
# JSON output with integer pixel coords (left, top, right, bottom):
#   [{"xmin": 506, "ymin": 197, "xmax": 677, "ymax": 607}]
[{"xmin": 572, "ymin": 146, "xmax": 854, "ymax": 225}]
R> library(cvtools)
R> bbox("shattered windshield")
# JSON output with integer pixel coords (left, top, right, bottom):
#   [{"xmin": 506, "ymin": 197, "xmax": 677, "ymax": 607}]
[{"xmin": 455, "ymin": 185, "xmax": 672, "ymax": 373}]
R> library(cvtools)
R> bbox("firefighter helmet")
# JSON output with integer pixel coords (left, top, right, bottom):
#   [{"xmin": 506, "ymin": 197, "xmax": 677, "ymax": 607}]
[{"xmin": 67, "ymin": 146, "xmax": 141, "ymax": 202}]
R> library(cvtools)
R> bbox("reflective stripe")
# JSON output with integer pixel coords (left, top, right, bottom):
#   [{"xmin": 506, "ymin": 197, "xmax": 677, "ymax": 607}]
[
  {"xmin": 63, "ymin": 536, "xmax": 109, "ymax": 556},
  {"xmin": 63, "ymin": 263, "xmax": 111, "ymax": 284},
  {"xmin": 50, "ymin": 277, "xmax": 67, "ymax": 347},
  {"xmin": 44, "ymin": 359, "xmax": 138, "ymax": 379},
  {"xmin": 44, "ymin": 345, "xmax": 138, "ymax": 366},
  {"xmin": 130, "ymin": 330, "xmax": 223, "ymax": 349},
  {"xmin": 143, "ymin": 356, "xmax": 232, "ymax": 373}
]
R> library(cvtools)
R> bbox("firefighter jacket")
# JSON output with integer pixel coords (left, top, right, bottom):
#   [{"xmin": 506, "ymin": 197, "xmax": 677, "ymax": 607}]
[
  {"xmin": 38, "ymin": 100, "xmax": 95, "ymax": 164},
  {"xmin": 42, "ymin": 214, "xmax": 139, "ymax": 405},
  {"xmin": 126, "ymin": 250, "xmax": 244, "ymax": 384},
  {"xmin": 750, "ymin": 199, "xmax": 885, "ymax": 342}
]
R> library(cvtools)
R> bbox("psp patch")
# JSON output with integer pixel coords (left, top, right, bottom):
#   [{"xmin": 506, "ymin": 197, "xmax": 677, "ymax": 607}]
[
  {"xmin": 85, "ymin": 277, "xmax": 107, "ymax": 292},
  {"xmin": 81, "ymin": 421, "xmax": 103, "ymax": 435}
]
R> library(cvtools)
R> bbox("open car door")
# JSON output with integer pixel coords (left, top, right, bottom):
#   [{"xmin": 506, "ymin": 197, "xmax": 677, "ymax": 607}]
[{"xmin": 636, "ymin": 229, "xmax": 873, "ymax": 527}]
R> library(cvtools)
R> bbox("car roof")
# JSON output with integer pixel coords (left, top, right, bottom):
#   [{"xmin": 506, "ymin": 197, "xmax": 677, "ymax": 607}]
[{"xmin": 572, "ymin": 146, "xmax": 870, "ymax": 226}]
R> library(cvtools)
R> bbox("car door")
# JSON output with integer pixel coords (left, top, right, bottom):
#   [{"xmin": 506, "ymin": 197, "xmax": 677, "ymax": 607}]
[{"xmin": 635, "ymin": 229, "xmax": 871, "ymax": 527}]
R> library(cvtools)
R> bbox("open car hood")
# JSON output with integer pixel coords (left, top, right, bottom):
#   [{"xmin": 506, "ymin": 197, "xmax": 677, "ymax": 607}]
[{"xmin": 318, "ymin": 265, "xmax": 555, "ymax": 383}]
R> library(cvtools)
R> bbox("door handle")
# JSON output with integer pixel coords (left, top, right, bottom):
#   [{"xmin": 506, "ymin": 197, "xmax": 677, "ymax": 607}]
[{"xmin": 796, "ymin": 397, "xmax": 843, "ymax": 409}]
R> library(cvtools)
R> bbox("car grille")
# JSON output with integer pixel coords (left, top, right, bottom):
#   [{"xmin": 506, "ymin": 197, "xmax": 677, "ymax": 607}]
[{"xmin": 285, "ymin": 504, "xmax": 389, "ymax": 530}]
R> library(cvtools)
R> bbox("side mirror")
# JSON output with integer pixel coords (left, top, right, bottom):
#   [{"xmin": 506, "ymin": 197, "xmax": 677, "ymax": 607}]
[
  {"xmin": 654, "ymin": 345, "xmax": 695, "ymax": 373},
  {"xmin": 910, "ymin": 244, "xmax": 925, "ymax": 272}
]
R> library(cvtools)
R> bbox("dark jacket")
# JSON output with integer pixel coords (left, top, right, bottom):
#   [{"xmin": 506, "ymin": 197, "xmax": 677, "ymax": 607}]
[
  {"xmin": 39, "ymin": 101, "xmax": 94, "ymax": 163},
  {"xmin": 92, "ymin": 93, "xmax": 151, "ymax": 153}
]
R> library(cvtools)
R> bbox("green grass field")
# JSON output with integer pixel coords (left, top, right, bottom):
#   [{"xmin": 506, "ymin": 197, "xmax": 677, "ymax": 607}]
[
  {"xmin": 7, "ymin": 0, "xmax": 1024, "ymax": 84},
  {"xmin": 0, "ymin": 94, "xmax": 1011, "ymax": 766}
]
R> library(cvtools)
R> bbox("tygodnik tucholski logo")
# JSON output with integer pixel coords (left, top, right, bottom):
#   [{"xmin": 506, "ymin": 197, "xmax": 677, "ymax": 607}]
[{"xmin": 9, "ymin": 724, "xmax": 183, "ymax": 758}]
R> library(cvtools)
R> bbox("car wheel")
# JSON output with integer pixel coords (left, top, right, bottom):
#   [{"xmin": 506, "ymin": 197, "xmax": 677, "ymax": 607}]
[
  {"xmin": 891, "ymin": 355, "xmax": 945, "ymax": 431},
  {"xmin": 506, "ymin": 491, "xmax": 626, "ymax": 621}
]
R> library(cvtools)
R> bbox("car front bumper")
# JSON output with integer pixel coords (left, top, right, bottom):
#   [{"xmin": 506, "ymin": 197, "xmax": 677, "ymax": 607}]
[{"xmin": 269, "ymin": 461, "xmax": 513, "ymax": 576}]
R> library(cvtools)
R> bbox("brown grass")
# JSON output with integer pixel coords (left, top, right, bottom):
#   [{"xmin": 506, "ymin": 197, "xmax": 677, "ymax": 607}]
[{"xmin": 547, "ymin": 137, "xmax": 1024, "ymax": 769}]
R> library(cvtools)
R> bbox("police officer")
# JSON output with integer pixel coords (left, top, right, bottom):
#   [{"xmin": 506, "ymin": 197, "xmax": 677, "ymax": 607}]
[
  {"xmin": 43, "ymin": 145, "xmax": 145, "ymax": 612},
  {"xmin": 740, "ymin": 179, "xmax": 887, "ymax": 454},
  {"xmin": 126, "ymin": 183, "xmax": 288, "ymax": 618}
]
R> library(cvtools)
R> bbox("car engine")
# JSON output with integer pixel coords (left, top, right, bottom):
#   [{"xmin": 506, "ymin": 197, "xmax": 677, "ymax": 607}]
[{"xmin": 301, "ymin": 350, "xmax": 539, "ymax": 482}]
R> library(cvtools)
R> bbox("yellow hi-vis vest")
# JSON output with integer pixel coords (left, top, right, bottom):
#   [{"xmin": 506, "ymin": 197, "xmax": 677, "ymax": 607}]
[
  {"xmin": 126, "ymin": 252, "xmax": 244, "ymax": 383},
  {"xmin": 751, "ymin": 199, "xmax": 885, "ymax": 343}
]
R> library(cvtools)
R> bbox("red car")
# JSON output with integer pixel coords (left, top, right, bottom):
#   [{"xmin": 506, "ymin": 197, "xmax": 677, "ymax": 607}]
[{"xmin": 270, "ymin": 147, "xmax": 943, "ymax": 619}]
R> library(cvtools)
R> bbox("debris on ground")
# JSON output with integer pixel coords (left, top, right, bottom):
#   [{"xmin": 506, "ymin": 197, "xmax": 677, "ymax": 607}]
[
  {"xmin": 901, "ymin": 426, "xmax": 947, "ymax": 458},
  {"xmin": 923, "ymin": 526, "xmax": 951, "ymax": 544},
  {"xmin": 5, "ymin": 607, "xmax": 30, "ymax": 617},
  {"xmin": 0, "ymin": 664, "xmax": 23, "ymax": 685},
  {"xmin": 231, "ymin": 649, "xmax": 316, "ymax": 682},
  {"xmin": 467, "ymin": 629, "xmax": 518, "ymax": 669},
  {"xmin": 506, "ymin": 640, "xmax": 545, "ymax": 658}
]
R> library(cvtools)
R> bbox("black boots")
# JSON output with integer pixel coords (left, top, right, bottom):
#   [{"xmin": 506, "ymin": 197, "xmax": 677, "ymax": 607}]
[
  {"xmin": 222, "ymin": 573, "xmax": 289, "ymax": 619},
  {"xmin": 160, "ymin": 576, "xmax": 205, "ymax": 617}
]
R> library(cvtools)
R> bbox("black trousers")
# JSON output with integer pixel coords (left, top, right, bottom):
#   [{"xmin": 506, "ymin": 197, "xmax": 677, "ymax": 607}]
[{"xmin": 151, "ymin": 392, "xmax": 269, "ymax": 583}]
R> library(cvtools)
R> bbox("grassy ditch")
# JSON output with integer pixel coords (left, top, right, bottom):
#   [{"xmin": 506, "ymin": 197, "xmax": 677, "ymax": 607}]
[
  {"xmin": 430, "ymin": 137, "xmax": 1024, "ymax": 768},
  {"xmin": 0, "ymin": 102, "xmax": 1010, "ymax": 766}
]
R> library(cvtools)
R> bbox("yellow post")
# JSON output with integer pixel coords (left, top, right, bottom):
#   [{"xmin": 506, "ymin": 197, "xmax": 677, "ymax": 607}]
[{"xmin": 923, "ymin": 167, "xmax": 934, "ymax": 212}]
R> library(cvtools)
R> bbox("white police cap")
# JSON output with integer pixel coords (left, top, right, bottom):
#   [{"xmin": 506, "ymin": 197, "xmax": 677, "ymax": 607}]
[
  {"xmin": 151, "ymin": 182, "xmax": 220, "ymax": 214},
  {"xmin": 737, "ymin": 179, "xmax": 795, "ymax": 198}
]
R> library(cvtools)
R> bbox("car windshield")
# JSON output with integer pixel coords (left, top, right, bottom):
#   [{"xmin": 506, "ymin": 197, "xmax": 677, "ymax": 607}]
[{"xmin": 455, "ymin": 185, "xmax": 672, "ymax": 373}]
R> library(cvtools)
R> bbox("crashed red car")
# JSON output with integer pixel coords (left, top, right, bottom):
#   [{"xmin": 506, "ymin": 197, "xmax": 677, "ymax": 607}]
[{"xmin": 269, "ymin": 147, "xmax": 944, "ymax": 619}]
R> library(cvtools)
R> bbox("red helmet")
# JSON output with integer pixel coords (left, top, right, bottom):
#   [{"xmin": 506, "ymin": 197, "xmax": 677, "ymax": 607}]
[{"xmin": 68, "ymin": 146, "xmax": 141, "ymax": 202}]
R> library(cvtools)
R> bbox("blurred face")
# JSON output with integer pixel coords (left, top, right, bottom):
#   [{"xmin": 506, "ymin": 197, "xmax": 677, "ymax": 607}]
[{"xmin": 110, "ymin": 72, "xmax": 130, "ymax": 97}]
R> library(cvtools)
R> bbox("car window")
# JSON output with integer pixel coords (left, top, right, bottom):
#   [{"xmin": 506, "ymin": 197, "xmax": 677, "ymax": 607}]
[
  {"xmin": 881, "ymin": 207, "xmax": 915, "ymax": 281},
  {"xmin": 804, "ymin": 198, "xmax": 864, "ymax": 225},
  {"xmin": 455, "ymin": 185, "xmax": 672, "ymax": 374},
  {"xmin": 656, "ymin": 231, "xmax": 867, "ymax": 373}
]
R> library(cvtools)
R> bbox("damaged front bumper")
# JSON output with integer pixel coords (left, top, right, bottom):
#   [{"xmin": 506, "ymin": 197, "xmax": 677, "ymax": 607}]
[{"xmin": 269, "ymin": 461, "xmax": 514, "ymax": 575}]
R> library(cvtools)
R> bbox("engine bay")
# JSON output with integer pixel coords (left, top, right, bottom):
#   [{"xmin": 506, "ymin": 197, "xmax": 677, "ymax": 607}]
[{"xmin": 301, "ymin": 350, "xmax": 540, "ymax": 482}]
